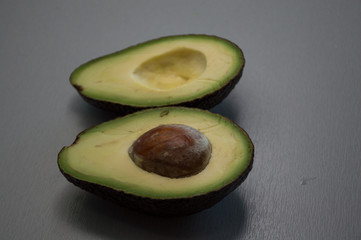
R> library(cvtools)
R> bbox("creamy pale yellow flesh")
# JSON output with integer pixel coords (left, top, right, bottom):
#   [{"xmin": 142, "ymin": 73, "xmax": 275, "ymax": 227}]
[
  {"xmin": 59, "ymin": 108, "xmax": 252, "ymax": 199},
  {"xmin": 71, "ymin": 35, "xmax": 243, "ymax": 106},
  {"xmin": 133, "ymin": 48, "xmax": 207, "ymax": 90}
]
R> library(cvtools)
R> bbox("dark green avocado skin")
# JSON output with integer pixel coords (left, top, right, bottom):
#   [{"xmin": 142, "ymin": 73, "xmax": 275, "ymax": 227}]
[
  {"xmin": 58, "ymin": 152, "xmax": 253, "ymax": 216},
  {"xmin": 71, "ymin": 34, "xmax": 245, "ymax": 115},
  {"xmin": 77, "ymin": 68, "xmax": 243, "ymax": 115}
]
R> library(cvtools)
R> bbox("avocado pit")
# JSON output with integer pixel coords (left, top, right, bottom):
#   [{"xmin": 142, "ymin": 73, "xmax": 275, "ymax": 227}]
[{"xmin": 128, "ymin": 124, "xmax": 211, "ymax": 178}]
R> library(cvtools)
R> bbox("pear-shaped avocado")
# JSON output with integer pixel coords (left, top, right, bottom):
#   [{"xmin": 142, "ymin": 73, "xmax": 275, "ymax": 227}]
[
  {"xmin": 70, "ymin": 35, "xmax": 245, "ymax": 114},
  {"xmin": 58, "ymin": 107, "xmax": 253, "ymax": 216}
]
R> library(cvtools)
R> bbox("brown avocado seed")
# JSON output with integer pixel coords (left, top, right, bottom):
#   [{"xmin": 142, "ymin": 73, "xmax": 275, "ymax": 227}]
[{"xmin": 128, "ymin": 124, "xmax": 212, "ymax": 178}]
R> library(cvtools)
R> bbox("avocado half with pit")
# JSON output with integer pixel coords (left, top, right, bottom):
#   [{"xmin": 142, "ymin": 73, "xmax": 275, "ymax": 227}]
[
  {"xmin": 70, "ymin": 35, "xmax": 245, "ymax": 114},
  {"xmin": 58, "ymin": 107, "xmax": 253, "ymax": 216}
]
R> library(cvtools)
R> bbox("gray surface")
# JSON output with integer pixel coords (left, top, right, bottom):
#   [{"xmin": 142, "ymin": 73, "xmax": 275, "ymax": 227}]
[{"xmin": 1, "ymin": 0, "xmax": 361, "ymax": 239}]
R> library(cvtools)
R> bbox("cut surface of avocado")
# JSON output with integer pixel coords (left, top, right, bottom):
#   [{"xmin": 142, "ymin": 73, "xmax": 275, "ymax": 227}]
[
  {"xmin": 70, "ymin": 35, "xmax": 244, "ymax": 112},
  {"xmin": 133, "ymin": 48, "xmax": 207, "ymax": 90},
  {"xmin": 58, "ymin": 107, "xmax": 253, "ymax": 200}
]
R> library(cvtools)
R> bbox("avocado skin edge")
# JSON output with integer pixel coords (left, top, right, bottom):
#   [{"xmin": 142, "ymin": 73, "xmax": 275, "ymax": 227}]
[
  {"xmin": 71, "ymin": 34, "xmax": 245, "ymax": 115},
  {"xmin": 58, "ymin": 151, "xmax": 253, "ymax": 217},
  {"xmin": 57, "ymin": 107, "xmax": 254, "ymax": 216},
  {"xmin": 77, "ymin": 67, "xmax": 243, "ymax": 115}
]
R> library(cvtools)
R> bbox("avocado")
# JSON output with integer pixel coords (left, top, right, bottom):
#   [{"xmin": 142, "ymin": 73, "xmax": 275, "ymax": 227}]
[
  {"xmin": 58, "ymin": 107, "xmax": 253, "ymax": 216},
  {"xmin": 70, "ymin": 35, "xmax": 245, "ymax": 114}
]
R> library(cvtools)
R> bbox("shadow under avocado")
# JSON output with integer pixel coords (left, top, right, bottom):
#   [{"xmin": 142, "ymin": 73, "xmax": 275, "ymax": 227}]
[
  {"xmin": 63, "ymin": 85, "xmax": 249, "ymax": 239},
  {"xmin": 68, "ymin": 93, "xmax": 119, "ymax": 129},
  {"xmin": 210, "ymin": 93, "xmax": 244, "ymax": 124},
  {"xmin": 69, "ymin": 88, "xmax": 244, "ymax": 129},
  {"xmin": 55, "ymin": 185, "xmax": 248, "ymax": 240}
]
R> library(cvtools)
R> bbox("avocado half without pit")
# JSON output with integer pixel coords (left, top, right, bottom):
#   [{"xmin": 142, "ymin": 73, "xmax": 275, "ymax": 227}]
[
  {"xmin": 58, "ymin": 107, "xmax": 254, "ymax": 216},
  {"xmin": 70, "ymin": 35, "xmax": 245, "ymax": 114}
]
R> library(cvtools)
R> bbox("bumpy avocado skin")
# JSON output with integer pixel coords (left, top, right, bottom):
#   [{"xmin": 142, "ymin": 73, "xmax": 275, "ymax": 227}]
[
  {"xmin": 71, "ymin": 34, "xmax": 244, "ymax": 115},
  {"xmin": 58, "ymin": 152, "xmax": 253, "ymax": 216}
]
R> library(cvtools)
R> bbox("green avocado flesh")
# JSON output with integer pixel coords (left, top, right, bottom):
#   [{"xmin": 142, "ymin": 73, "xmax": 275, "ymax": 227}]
[
  {"xmin": 70, "ymin": 35, "xmax": 244, "ymax": 112},
  {"xmin": 58, "ymin": 107, "xmax": 253, "ymax": 215}
]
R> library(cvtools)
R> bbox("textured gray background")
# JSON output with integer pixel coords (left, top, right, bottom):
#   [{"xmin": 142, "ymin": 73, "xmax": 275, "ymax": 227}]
[{"xmin": 1, "ymin": 0, "xmax": 361, "ymax": 239}]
